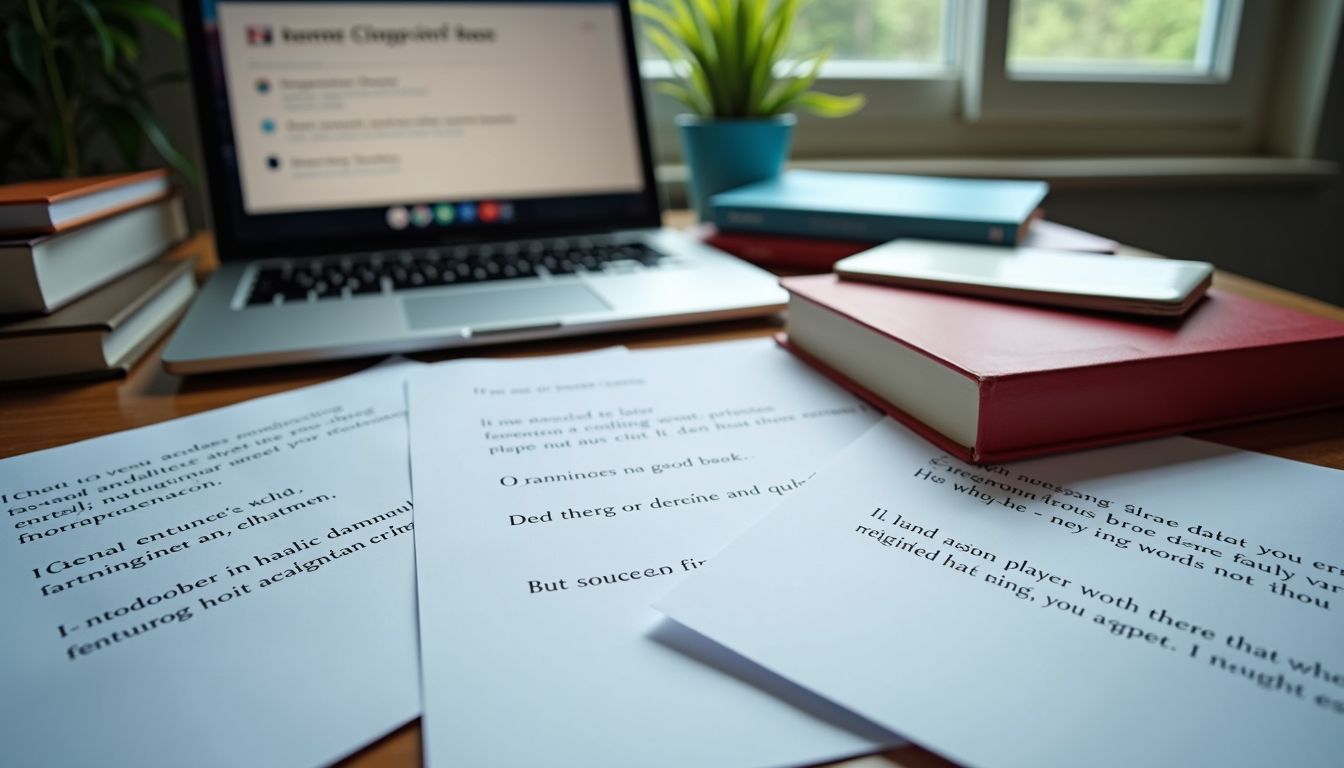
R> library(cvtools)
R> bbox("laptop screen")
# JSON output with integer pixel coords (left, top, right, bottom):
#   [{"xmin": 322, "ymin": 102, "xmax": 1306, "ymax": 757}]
[{"xmin": 186, "ymin": 1, "xmax": 661, "ymax": 259}]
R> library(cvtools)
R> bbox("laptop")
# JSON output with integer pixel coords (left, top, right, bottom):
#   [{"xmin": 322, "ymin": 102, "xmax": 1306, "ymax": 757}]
[{"xmin": 165, "ymin": 0, "xmax": 785, "ymax": 374}]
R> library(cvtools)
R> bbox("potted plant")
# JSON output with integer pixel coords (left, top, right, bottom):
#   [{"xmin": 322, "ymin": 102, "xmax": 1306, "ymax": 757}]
[
  {"xmin": 636, "ymin": 0, "xmax": 864, "ymax": 220},
  {"xmin": 0, "ymin": 0, "xmax": 194, "ymax": 181}
]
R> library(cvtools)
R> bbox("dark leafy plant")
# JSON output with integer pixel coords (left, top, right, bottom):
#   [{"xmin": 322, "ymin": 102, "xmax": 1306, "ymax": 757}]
[
  {"xmin": 635, "ymin": 0, "xmax": 865, "ymax": 119},
  {"xmin": 1, "ymin": 0, "xmax": 194, "ymax": 181}
]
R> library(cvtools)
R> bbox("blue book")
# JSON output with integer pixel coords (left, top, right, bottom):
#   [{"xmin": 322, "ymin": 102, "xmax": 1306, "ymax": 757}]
[{"xmin": 711, "ymin": 170, "xmax": 1049, "ymax": 246}]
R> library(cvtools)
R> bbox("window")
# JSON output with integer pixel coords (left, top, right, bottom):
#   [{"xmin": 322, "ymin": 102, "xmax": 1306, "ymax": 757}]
[
  {"xmin": 641, "ymin": 0, "xmax": 1310, "ymax": 162},
  {"xmin": 1008, "ymin": 0, "xmax": 1224, "ymax": 76},
  {"xmin": 785, "ymin": 0, "xmax": 951, "ymax": 68}
]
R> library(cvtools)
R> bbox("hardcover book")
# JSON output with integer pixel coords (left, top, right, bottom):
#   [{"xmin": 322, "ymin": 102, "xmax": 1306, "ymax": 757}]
[
  {"xmin": 780, "ymin": 274, "xmax": 1344, "ymax": 463},
  {"xmin": 0, "ymin": 169, "xmax": 172, "ymax": 235},
  {"xmin": 0, "ymin": 195, "xmax": 187, "ymax": 314},
  {"xmin": 711, "ymin": 170, "xmax": 1049, "ymax": 246},
  {"xmin": 0, "ymin": 257, "xmax": 196, "ymax": 383}
]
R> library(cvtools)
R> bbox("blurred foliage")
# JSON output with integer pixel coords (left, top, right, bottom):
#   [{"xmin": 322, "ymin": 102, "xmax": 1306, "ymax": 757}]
[
  {"xmin": 636, "ymin": 0, "xmax": 866, "ymax": 118},
  {"xmin": 787, "ymin": 0, "xmax": 945, "ymax": 63},
  {"xmin": 1010, "ymin": 0, "xmax": 1208, "ymax": 68},
  {"xmin": 0, "ymin": 0, "xmax": 195, "ymax": 182}
]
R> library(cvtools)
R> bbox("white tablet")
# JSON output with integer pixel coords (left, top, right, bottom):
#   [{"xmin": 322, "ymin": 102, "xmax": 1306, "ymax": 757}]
[{"xmin": 835, "ymin": 239, "xmax": 1214, "ymax": 317}]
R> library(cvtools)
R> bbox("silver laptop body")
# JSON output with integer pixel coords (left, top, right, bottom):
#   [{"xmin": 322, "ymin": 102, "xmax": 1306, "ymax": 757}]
[{"xmin": 165, "ymin": 0, "xmax": 783, "ymax": 374}]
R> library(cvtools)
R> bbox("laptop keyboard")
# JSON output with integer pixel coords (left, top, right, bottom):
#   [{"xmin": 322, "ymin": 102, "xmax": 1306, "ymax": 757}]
[{"xmin": 244, "ymin": 239, "xmax": 666, "ymax": 307}]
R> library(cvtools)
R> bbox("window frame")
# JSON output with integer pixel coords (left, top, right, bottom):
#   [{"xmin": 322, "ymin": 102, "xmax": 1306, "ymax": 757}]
[
  {"xmin": 969, "ymin": 0, "xmax": 1275, "ymax": 124},
  {"xmin": 640, "ymin": 0, "xmax": 1300, "ymax": 163}
]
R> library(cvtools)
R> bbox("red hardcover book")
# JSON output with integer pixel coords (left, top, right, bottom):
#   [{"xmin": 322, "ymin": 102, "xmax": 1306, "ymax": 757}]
[
  {"xmin": 703, "ymin": 226, "xmax": 871, "ymax": 269},
  {"xmin": 780, "ymin": 274, "xmax": 1344, "ymax": 464}
]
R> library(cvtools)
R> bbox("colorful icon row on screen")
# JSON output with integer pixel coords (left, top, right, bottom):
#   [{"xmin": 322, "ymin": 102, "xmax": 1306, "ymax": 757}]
[{"xmin": 385, "ymin": 201, "xmax": 514, "ymax": 230}]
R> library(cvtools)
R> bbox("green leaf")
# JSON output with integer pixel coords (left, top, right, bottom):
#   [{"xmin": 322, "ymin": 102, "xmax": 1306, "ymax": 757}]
[
  {"xmin": 646, "ymin": 25, "xmax": 716, "ymax": 116},
  {"xmin": 682, "ymin": 60, "xmax": 719, "ymax": 117},
  {"xmin": 710, "ymin": 0, "xmax": 740, "ymax": 114},
  {"xmin": 791, "ymin": 90, "xmax": 866, "ymax": 118},
  {"xmin": 6, "ymin": 21, "xmax": 43, "ymax": 91},
  {"xmin": 96, "ymin": 103, "xmax": 143, "ymax": 167},
  {"xmin": 656, "ymin": 81, "xmax": 709, "ymax": 116},
  {"xmin": 673, "ymin": 1, "xmax": 723, "ymax": 112},
  {"xmin": 688, "ymin": 0, "xmax": 720, "ymax": 32},
  {"xmin": 746, "ymin": 0, "xmax": 791, "ymax": 116},
  {"xmin": 74, "ymin": 0, "xmax": 117, "ymax": 73},
  {"xmin": 125, "ymin": 100, "xmax": 197, "ymax": 183},
  {"xmin": 645, "ymin": 26, "xmax": 688, "ymax": 65},
  {"xmin": 738, "ymin": 0, "xmax": 764, "ymax": 91},
  {"xmin": 759, "ymin": 48, "xmax": 830, "ymax": 115},
  {"xmin": 633, "ymin": 1, "xmax": 679, "ymax": 36},
  {"xmin": 106, "ymin": 25, "xmax": 140, "ymax": 63},
  {"xmin": 97, "ymin": 0, "xmax": 183, "ymax": 40}
]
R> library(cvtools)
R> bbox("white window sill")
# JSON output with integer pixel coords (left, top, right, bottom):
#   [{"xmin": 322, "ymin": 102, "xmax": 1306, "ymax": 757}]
[{"xmin": 656, "ymin": 156, "xmax": 1337, "ymax": 193}]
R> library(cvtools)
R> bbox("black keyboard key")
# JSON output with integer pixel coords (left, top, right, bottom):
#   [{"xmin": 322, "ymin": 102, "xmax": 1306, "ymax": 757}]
[
  {"xmin": 281, "ymin": 283, "xmax": 311, "ymax": 302},
  {"xmin": 347, "ymin": 278, "xmax": 382, "ymax": 295},
  {"xmin": 243, "ymin": 238, "xmax": 668, "ymax": 306}
]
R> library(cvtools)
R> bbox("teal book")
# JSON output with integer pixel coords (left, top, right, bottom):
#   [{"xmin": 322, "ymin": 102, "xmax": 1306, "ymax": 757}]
[{"xmin": 711, "ymin": 170, "xmax": 1049, "ymax": 246}]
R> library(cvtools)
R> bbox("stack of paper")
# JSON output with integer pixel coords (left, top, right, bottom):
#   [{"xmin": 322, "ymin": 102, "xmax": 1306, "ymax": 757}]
[
  {"xmin": 2, "ymin": 340, "xmax": 1341, "ymax": 768},
  {"xmin": 1, "ymin": 360, "xmax": 421, "ymax": 767}
]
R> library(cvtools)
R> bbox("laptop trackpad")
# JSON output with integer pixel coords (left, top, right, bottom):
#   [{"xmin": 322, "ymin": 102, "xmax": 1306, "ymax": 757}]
[{"xmin": 402, "ymin": 283, "xmax": 609, "ymax": 331}]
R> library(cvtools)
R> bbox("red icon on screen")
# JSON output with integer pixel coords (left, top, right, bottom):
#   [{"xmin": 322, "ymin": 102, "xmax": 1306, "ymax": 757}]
[
  {"xmin": 246, "ymin": 25, "xmax": 273, "ymax": 46},
  {"xmin": 479, "ymin": 201, "xmax": 500, "ymax": 223}
]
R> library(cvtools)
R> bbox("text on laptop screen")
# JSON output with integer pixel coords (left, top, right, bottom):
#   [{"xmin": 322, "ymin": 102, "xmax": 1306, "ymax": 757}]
[{"xmin": 198, "ymin": 1, "xmax": 656, "ymax": 250}]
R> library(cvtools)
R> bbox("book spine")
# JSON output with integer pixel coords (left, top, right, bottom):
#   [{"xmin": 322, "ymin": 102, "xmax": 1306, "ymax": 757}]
[
  {"xmin": 0, "ymin": 250, "xmax": 45, "ymax": 314},
  {"xmin": 714, "ymin": 205, "xmax": 1021, "ymax": 245},
  {"xmin": 704, "ymin": 233, "xmax": 871, "ymax": 269}
]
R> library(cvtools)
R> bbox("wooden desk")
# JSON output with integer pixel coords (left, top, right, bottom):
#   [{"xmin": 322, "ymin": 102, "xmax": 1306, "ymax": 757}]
[{"xmin": 3, "ymin": 229, "xmax": 1342, "ymax": 768}]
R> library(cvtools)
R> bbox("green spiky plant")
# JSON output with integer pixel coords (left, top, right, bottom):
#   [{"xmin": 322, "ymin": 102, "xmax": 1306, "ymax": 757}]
[
  {"xmin": 0, "ymin": 0, "xmax": 195, "ymax": 181},
  {"xmin": 635, "ymin": 0, "xmax": 864, "ymax": 119}
]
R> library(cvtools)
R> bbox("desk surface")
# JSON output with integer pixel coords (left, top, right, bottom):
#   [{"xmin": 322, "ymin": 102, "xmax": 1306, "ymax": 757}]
[{"xmin": 3, "ymin": 227, "xmax": 1343, "ymax": 768}]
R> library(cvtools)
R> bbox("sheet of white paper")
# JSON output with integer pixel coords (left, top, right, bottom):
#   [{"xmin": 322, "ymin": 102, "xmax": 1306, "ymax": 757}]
[
  {"xmin": 0, "ymin": 361, "xmax": 422, "ymax": 768},
  {"xmin": 409, "ymin": 339, "xmax": 900, "ymax": 767},
  {"xmin": 657, "ymin": 419, "xmax": 1344, "ymax": 768}
]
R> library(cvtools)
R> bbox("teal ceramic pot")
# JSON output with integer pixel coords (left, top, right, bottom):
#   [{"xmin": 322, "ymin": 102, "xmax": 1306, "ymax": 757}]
[{"xmin": 677, "ymin": 113, "xmax": 796, "ymax": 221}]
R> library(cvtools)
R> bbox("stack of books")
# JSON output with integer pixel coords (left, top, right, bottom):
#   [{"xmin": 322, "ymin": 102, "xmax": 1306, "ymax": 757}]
[
  {"xmin": 702, "ymin": 169, "xmax": 1118, "ymax": 269},
  {"xmin": 0, "ymin": 170, "xmax": 195, "ymax": 383},
  {"xmin": 699, "ymin": 168, "xmax": 1344, "ymax": 462}
]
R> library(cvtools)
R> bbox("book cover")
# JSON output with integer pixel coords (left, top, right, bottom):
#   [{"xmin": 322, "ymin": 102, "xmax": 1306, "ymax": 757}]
[
  {"xmin": 0, "ymin": 169, "xmax": 171, "ymax": 235},
  {"xmin": 0, "ymin": 257, "xmax": 196, "ymax": 382},
  {"xmin": 781, "ymin": 274, "xmax": 1344, "ymax": 463},
  {"xmin": 0, "ymin": 194, "xmax": 187, "ymax": 314},
  {"xmin": 711, "ymin": 170, "xmax": 1048, "ymax": 246}
]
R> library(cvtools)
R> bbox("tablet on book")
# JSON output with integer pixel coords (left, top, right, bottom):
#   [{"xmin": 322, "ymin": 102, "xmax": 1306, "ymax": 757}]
[{"xmin": 836, "ymin": 239, "xmax": 1213, "ymax": 317}]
